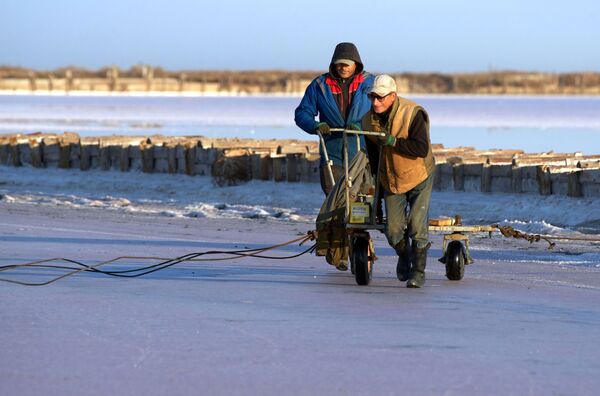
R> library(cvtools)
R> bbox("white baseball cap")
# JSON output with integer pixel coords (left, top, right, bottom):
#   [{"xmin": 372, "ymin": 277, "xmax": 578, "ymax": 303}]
[{"xmin": 369, "ymin": 74, "xmax": 397, "ymax": 96}]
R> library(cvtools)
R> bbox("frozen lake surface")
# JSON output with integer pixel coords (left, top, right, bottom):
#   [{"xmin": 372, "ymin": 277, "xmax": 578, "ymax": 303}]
[
  {"xmin": 1, "ymin": 93, "xmax": 600, "ymax": 154},
  {"xmin": 2, "ymin": 93, "xmax": 600, "ymax": 394},
  {"xmin": 1, "ymin": 202, "xmax": 599, "ymax": 395}
]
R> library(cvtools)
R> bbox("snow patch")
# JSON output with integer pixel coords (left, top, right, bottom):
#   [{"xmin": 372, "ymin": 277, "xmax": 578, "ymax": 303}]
[{"xmin": 2, "ymin": 166, "xmax": 600, "ymax": 235}]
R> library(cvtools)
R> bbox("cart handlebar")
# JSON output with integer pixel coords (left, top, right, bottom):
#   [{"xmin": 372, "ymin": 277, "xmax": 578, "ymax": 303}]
[{"xmin": 330, "ymin": 128, "xmax": 386, "ymax": 137}]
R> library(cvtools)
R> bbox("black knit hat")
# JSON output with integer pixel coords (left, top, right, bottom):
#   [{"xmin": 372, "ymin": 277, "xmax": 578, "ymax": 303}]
[{"xmin": 329, "ymin": 42, "xmax": 364, "ymax": 75}]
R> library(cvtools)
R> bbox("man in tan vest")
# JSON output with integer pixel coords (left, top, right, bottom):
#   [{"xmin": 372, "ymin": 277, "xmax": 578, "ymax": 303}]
[{"xmin": 359, "ymin": 75, "xmax": 435, "ymax": 288}]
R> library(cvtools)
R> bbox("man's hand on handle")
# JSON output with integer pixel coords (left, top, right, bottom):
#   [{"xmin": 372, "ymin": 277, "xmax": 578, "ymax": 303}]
[
  {"xmin": 315, "ymin": 122, "xmax": 331, "ymax": 135},
  {"xmin": 378, "ymin": 132, "xmax": 397, "ymax": 147}
]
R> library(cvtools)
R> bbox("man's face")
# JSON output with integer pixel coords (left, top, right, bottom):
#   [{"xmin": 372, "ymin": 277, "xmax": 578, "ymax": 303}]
[
  {"xmin": 335, "ymin": 62, "xmax": 357, "ymax": 79},
  {"xmin": 369, "ymin": 92, "xmax": 396, "ymax": 114}
]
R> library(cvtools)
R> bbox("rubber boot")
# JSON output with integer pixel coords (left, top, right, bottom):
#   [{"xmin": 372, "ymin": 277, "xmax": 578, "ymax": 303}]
[
  {"xmin": 407, "ymin": 242, "xmax": 430, "ymax": 288},
  {"xmin": 394, "ymin": 235, "xmax": 411, "ymax": 281}
]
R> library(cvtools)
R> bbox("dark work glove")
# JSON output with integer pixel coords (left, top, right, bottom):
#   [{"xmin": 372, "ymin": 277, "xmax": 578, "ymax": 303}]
[
  {"xmin": 315, "ymin": 122, "xmax": 331, "ymax": 135},
  {"xmin": 346, "ymin": 123, "xmax": 361, "ymax": 131},
  {"xmin": 378, "ymin": 132, "xmax": 397, "ymax": 147}
]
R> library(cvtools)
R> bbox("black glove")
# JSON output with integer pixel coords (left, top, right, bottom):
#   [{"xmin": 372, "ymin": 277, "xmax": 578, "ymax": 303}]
[
  {"xmin": 315, "ymin": 122, "xmax": 331, "ymax": 135},
  {"xmin": 377, "ymin": 132, "xmax": 397, "ymax": 147},
  {"xmin": 346, "ymin": 123, "xmax": 361, "ymax": 131}
]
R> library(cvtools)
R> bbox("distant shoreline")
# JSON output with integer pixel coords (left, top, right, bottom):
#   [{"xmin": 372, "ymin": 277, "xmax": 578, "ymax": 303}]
[
  {"xmin": 1, "ymin": 67, "xmax": 599, "ymax": 96},
  {"xmin": 2, "ymin": 90, "xmax": 600, "ymax": 100}
]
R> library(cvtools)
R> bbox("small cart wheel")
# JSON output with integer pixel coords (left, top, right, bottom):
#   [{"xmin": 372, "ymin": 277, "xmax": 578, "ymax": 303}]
[
  {"xmin": 351, "ymin": 236, "xmax": 372, "ymax": 285},
  {"xmin": 445, "ymin": 240, "xmax": 465, "ymax": 281}
]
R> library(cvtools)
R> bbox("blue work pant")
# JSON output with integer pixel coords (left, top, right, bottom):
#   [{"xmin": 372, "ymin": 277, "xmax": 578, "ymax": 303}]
[{"xmin": 384, "ymin": 174, "xmax": 434, "ymax": 250}]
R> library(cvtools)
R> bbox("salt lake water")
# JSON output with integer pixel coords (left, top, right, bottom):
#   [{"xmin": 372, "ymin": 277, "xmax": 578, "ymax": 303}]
[{"xmin": 1, "ymin": 93, "xmax": 599, "ymax": 154}]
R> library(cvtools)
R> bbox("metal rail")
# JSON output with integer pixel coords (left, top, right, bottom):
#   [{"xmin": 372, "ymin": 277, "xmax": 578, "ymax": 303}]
[
  {"xmin": 316, "ymin": 130, "xmax": 335, "ymax": 187},
  {"xmin": 330, "ymin": 128, "xmax": 386, "ymax": 137}
]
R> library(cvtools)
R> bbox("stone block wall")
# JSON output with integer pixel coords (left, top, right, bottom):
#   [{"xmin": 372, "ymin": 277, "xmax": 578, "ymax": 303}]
[{"xmin": 1, "ymin": 133, "xmax": 599, "ymax": 197}]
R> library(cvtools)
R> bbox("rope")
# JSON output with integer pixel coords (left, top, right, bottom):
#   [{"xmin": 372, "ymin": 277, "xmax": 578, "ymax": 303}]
[
  {"xmin": 0, "ymin": 231, "xmax": 317, "ymax": 287},
  {"xmin": 494, "ymin": 225, "xmax": 600, "ymax": 249},
  {"xmin": 494, "ymin": 225, "xmax": 557, "ymax": 249}
]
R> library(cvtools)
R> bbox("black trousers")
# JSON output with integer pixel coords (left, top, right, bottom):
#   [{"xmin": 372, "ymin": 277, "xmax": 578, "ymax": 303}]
[{"xmin": 319, "ymin": 164, "xmax": 344, "ymax": 196}]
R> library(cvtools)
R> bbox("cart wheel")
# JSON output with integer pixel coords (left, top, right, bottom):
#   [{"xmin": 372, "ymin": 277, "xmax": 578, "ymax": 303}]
[
  {"xmin": 445, "ymin": 240, "xmax": 465, "ymax": 281},
  {"xmin": 352, "ymin": 236, "xmax": 372, "ymax": 285}
]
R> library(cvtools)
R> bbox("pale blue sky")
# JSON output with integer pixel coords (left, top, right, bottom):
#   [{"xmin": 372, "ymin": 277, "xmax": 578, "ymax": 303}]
[{"xmin": 1, "ymin": 0, "xmax": 598, "ymax": 72}]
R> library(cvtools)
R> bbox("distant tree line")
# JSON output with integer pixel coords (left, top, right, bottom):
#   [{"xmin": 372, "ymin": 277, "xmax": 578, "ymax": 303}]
[{"xmin": 1, "ymin": 66, "xmax": 598, "ymax": 94}]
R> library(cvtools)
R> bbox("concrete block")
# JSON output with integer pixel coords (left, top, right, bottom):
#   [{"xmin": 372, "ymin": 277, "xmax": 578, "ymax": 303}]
[
  {"xmin": 490, "ymin": 164, "xmax": 512, "ymax": 177},
  {"xmin": 192, "ymin": 163, "xmax": 212, "ymax": 176},
  {"xmin": 272, "ymin": 156, "xmax": 286, "ymax": 182},
  {"xmin": 119, "ymin": 146, "xmax": 130, "ymax": 172},
  {"xmin": 519, "ymin": 166, "xmax": 539, "ymax": 193},
  {"xmin": 536, "ymin": 166, "xmax": 552, "ymax": 195},
  {"xmin": 167, "ymin": 146, "xmax": 177, "ymax": 174},
  {"xmin": 452, "ymin": 164, "xmax": 465, "ymax": 191},
  {"xmin": 567, "ymin": 171, "xmax": 582, "ymax": 197},
  {"xmin": 17, "ymin": 142, "xmax": 31, "ymax": 165},
  {"xmin": 0, "ymin": 143, "xmax": 8, "ymax": 165},
  {"xmin": 29, "ymin": 140, "xmax": 44, "ymax": 168},
  {"xmin": 463, "ymin": 163, "xmax": 483, "ymax": 192},
  {"xmin": 511, "ymin": 166, "xmax": 522, "ymax": 193},
  {"xmin": 433, "ymin": 163, "xmax": 453, "ymax": 191},
  {"xmin": 580, "ymin": 170, "xmax": 600, "ymax": 197},
  {"xmin": 488, "ymin": 165, "xmax": 512, "ymax": 192},
  {"xmin": 251, "ymin": 154, "xmax": 271, "ymax": 180},
  {"xmin": 286, "ymin": 153, "xmax": 301, "ymax": 182},
  {"xmin": 140, "ymin": 143, "xmax": 154, "ymax": 173},
  {"xmin": 304, "ymin": 157, "xmax": 320, "ymax": 183},
  {"xmin": 9, "ymin": 142, "xmax": 21, "ymax": 166},
  {"xmin": 42, "ymin": 140, "xmax": 60, "ymax": 167},
  {"xmin": 18, "ymin": 143, "xmax": 32, "ymax": 166},
  {"xmin": 184, "ymin": 145, "xmax": 195, "ymax": 175},
  {"xmin": 154, "ymin": 158, "xmax": 169, "ymax": 173},
  {"xmin": 80, "ymin": 144, "xmax": 98, "ymax": 171},
  {"xmin": 489, "ymin": 175, "xmax": 512, "ymax": 193},
  {"xmin": 58, "ymin": 143, "xmax": 72, "ymax": 169},
  {"xmin": 579, "ymin": 169, "xmax": 600, "ymax": 183},
  {"xmin": 549, "ymin": 172, "xmax": 569, "ymax": 196},
  {"xmin": 176, "ymin": 144, "xmax": 186, "ymax": 174},
  {"xmin": 126, "ymin": 146, "xmax": 141, "ymax": 171},
  {"xmin": 153, "ymin": 145, "xmax": 168, "ymax": 159},
  {"xmin": 99, "ymin": 146, "xmax": 111, "ymax": 170}
]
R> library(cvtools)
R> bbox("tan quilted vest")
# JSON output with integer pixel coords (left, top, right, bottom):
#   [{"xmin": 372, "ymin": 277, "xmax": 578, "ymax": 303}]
[{"xmin": 363, "ymin": 97, "xmax": 435, "ymax": 194}]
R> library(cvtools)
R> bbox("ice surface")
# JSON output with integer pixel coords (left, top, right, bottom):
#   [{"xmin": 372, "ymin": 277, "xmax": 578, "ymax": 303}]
[
  {"xmin": 2, "ymin": 166, "xmax": 600, "ymax": 234},
  {"xmin": 1, "ymin": 202, "xmax": 599, "ymax": 395},
  {"xmin": 2, "ymin": 92, "xmax": 600, "ymax": 394}
]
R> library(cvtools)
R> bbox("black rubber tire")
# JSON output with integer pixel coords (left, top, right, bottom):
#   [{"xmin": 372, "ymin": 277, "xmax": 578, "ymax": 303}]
[
  {"xmin": 352, "ymin": 236, "xmax": 372, "ymax": 286},
  {"xmin": 445, "ymin": 240, "xmax": 465, "ymax": 281}
]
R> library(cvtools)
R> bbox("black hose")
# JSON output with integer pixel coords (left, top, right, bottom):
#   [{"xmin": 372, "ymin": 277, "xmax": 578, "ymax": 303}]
[{"xmin": 0, "ymin": 232, "xmax": 317, "ymax": 286}]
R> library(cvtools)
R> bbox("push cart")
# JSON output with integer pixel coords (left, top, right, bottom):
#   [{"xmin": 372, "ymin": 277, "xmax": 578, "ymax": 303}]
[
  {"xmin": 318, "ymin": 128, "xmax": 386, "ymax": 286},
  {"xmin": 318, "ymin": 129, "xmax": 499, "ymax": 286}
]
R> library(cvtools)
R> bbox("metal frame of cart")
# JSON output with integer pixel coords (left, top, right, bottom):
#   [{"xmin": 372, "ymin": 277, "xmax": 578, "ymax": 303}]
[{"xmin": 318, "ymin": 128, "xmax": 499, "ymax": 285}]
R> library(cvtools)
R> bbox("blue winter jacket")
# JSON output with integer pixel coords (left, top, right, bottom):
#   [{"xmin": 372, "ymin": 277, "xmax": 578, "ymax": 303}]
[{"xmin": 295, "ymin": 72, "xmax": 374, "ymax": 166}]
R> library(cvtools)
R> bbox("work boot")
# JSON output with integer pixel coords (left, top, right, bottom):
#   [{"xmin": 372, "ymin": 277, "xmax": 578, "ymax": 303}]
[
  {"xmin": 394, "ymin": 236, "xmax": 411, "ymax": 281},
  {"xmin": 407, "ymin": 242, "xmax": 430, "ymax": 288}
]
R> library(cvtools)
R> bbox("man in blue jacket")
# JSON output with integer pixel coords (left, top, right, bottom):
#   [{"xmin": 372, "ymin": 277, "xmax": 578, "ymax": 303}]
[{"xmin": 295, "ymin": 42, "xmax": 374, "ymax": 195}]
